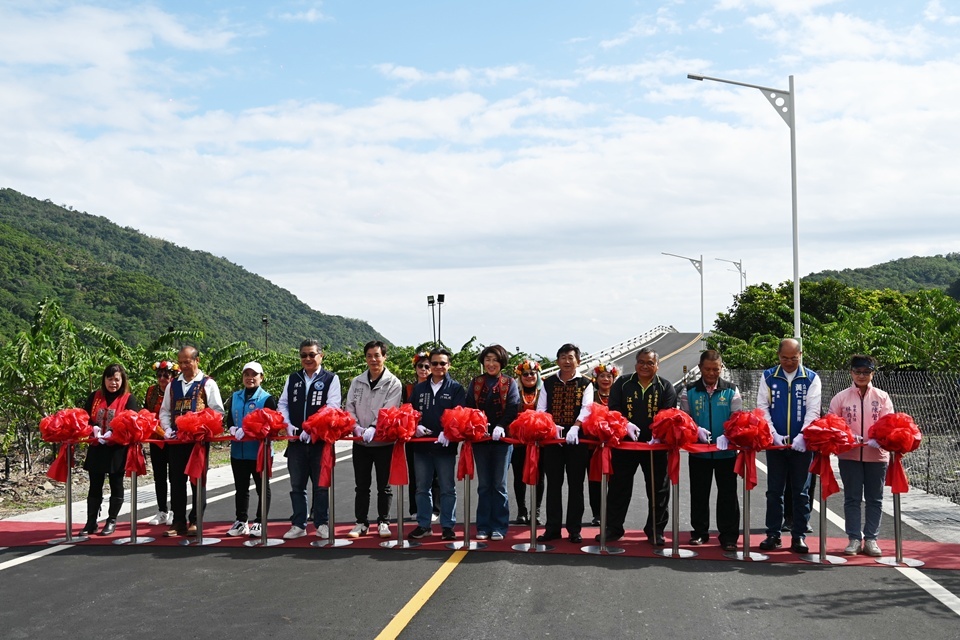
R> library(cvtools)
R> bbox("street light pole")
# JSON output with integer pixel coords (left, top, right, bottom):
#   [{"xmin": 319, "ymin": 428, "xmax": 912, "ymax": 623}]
[
  {"xmin": 688, "ymin": 72, "xmax": 801, "ymax": 342},
  {"xmin": 437, "ymin": 294, "xmax": 445, "ymax": 345},
  {"xmin": 716, "ymin": 258, "xmax": 745, "ymax": 295},
  {"xmin": 261, "ymin": 315, "xmax": 269, "ymax": 352},
  {"xmin": 427, "ymin": 296, "xmax": 437, "ymax": 345},
  {"xmin": 663, "ymin": 252, "xmax": 704, "ymax": 350}
]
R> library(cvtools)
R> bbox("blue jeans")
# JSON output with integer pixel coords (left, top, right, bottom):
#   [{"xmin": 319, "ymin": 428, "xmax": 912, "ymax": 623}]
[
  {"xmin": 285, "ymin": 441, "xmax": 328, "ymax": 529},
  {"xmin": 474, "ymin": 442, "xmax": 512, "ymax": 536},
  {"xmin": 414, "ymin": 451, "xmax": 456, "ymax": 529},
  {"xmin": 838, "ymin": 459, "xmax": 887, "ymax": 540},
  {"xmin": 765, "ymin": 449, "xmax": 813, "ymax": 539}
]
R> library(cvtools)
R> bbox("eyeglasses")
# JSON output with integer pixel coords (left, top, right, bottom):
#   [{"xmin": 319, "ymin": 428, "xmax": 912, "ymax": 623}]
[
  {"xmin": 300, "ymin": 352, "xmax": 319, "ymax": 359},
  {"xmin": 521, "ymin": 372, "xmax": 537, "ymax": 377},
  {"xmin": 157, "ymin": 371, "xmax": 174, "ymax": 379},
  {"xmin": 852, "ymin": 369, "xmax": 874, "ymax": 376},
  {"xmin": 430, "ymin": 361, "xmax": 449, "ymax": 367},
  {"xmin": 416, "ymin": 363, "xmax": 431, "ymax": 370}
]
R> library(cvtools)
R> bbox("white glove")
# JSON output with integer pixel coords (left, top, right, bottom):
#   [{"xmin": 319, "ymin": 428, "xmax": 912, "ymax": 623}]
[
  {"xmin": 492, "ymin": 426, "xmax": 504, "ymax": 441},
  {"xmin": 362, "ymin": 427, "xmax": 375, "ymax": 443},
  {"xmin": 716, "ymin": 435, "xmax": 729, "ymax": 451},
  {"xmin": 697, "ymin": 427, "xmax": 711, "ymax": 444},
  {"xmin": 286, "ymin": 425, "xmax": 297, "ymax": 437},
  {"xmin": 853, "ymin": 434, "xmax": 863, "ymax": 444},
  {"xmin": 437, "ymin": 432, "xmax": 450, "ymax": 447},
  {"xmin": 866, "ymin": 438, "xmax": 881, "ymax": 449},
  {"xmin": 353, "ymin": 425, "xmax": 365, "ymax": 438},
  {"xmin": 98, "ymin": 430, "xmax": 112, "ymax": 445},
  {"xmin": 415, "ymin": 424, "xmax": 431, "ymax": 437},
  {"xmin": 791, "ymin": 433, "xmax": 806, "ymax": 452},
  {"xmin": 626, "ymin": 423, "xmax": 640, "ymax": 441},
  {"xmin": 648, "ymin": 437, "xmax": 661, "ymax": 445},
  {"xmin": 772, "ymin": 431, "xmax": 786, "ymax": 447},
  {"xmin": 92, "ymin": 426, "xmax": 102, "ymax": 439},
  {"xmin": 565, "ymin": 426, "xmax": 580, "ymax": 445},
  {"xmin": 235, "ymin": 428, "xmax": 244, "ymax": 441},
  {"xmin": 299, "ymin": 430, "xmax": 312, "ymax": 443},
  {"xmin": 229, "ymin": 426, "xmax": 238, "ymax": 437},
  {"xmin": 164, "ymin": 428, "xmax": 175, "ymax": 439}
]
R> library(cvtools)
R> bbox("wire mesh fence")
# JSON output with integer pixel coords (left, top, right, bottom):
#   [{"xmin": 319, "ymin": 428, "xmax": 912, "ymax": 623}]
[{"xmin": 727, "ymin": 369, "xmax": 960, "ymax": 506}]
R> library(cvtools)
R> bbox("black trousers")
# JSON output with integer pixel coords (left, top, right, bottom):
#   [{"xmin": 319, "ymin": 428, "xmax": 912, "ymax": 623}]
[
  {"xmin": 353, "ymin": 443, "xmax": 394, "ymax": 524},
  {"xmin": 510, "ymin": 444, "xmax": 544, "ymax": 516},
  {"xmin": 688, "ymin": 455, "xmax": 740, "ymax": 545},
  {"xmin": 149, "ymin": 443, "xmax": 169, "ymax": 512},
  {"xmin": 231, "ymin": 457, "xmax": 270, "ymax": 523},
  {"xmin": 168, "ymin": 442, "xmax": 206, "ymax": 528},
  {"xmin": 87, "ymin": 470, "xmax": 124, "ymax": 522},
  {"xmin": 540, "ymin": 442, "xmax": 590, "ymax": 535},
  {"xmin": 606, "ymin": 448, "xmax": 669, "ymax": 538}
]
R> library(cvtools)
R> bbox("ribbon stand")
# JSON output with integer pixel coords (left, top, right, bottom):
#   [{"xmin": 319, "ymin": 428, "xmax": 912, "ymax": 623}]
[
  {"xmin": 877, "ymin": 487, "xmax": 923, "ymax": 567},
  {"xmin": 313, "ymin": 443, "xmax": 351, "ymax": 548},
  {"xmin": 114, "ymin": 466, "xmax": 154, "ymax": 545},
  {"xmin": 581, "ymin": 445, "xmax": 623, "ymax": 555},
  {"xmin": 725, "ymin": 461, "xmax": 767, "ymax": 561},
  {"xmin": 800, "ymin": 473, "xmax": 845, "ymax": 564},
  {"xmin": 513, "ymin": 443, "xmax": 553, "ymax": 552},
  {"xmin": 48, "ymin": 443, "xmax": 88, "ymax": 545},
  {"xmin": 447, "ymin": 470, "xmax": 485, "ymax": 550},
  {"xmin": 245, "ymin": 436, "xmax": 283, "ymax": 547},
  {"xmin": 382, "ymin": 443, "xmax": 418, "ymax": 549},
  {"xmin": 654, "ymin": 447, "xmax": 696, "ymax": 558},
  {"xmin": 180, "ymin": 442, "xmax": 220, "ymax": 546}
]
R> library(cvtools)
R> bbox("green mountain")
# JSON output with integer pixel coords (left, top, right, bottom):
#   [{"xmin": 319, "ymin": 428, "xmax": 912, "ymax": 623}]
[
  {"xmin": 804, "ymin": 253, "xmax": 960, "ymax": 292},
  {"xmin": 0, "ymin": 188, "xmax": 386, "ymax": 350}
]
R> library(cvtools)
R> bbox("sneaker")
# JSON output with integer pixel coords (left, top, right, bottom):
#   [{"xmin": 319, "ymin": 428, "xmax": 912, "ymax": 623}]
[
  {"xmin": 758, "ymin": 535, "xmax": 782, "ymax": 551},
  {"xmin": 348, "ymin": 523, "xmax": 369, "ymax": 538},
  {"xmin": 844, "ymin": 539, "xmax": 862, "ymax": 555},
  {"xmin": 377, "ymin": 522, "xmax": 392, "ymax": 538},
  {"xmin": 316, "ymin": 524, "xmax": 330, "ymax": 538},
  {"xmin": 476, "ymin": 531, "xmax": 490, "ymax": 540},
  {"xmin": 148, "ymin": 511, "xmax": 169, "ymax": 526},
  {"xmin": 408, "ymin": 526, "xmax": 433, "ymax": 539},
  {"xmin": 863, "ymin": 539, "xmax": 882, "ymax": 557},
  {"xmin": 490, "ymin": 531, "xmax": 504, "ymax": 541},
  {"xmin": 283, "ymin": 525, "xmax": 306, "ymax": 539},
  {"xmin": 441, "ymin": 527, "xmax": 456, "ymax": 541},
  {"xmin": 249, "ymin": 522, "xmax": 262, "ymax": 537},
  {"xmin": 227, "ymin": 520, "xmax": 249, "ymax": 537}
]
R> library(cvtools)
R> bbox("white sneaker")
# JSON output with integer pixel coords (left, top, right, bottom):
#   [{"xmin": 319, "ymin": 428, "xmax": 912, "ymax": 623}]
[
  {"xmin": 283, "ymin": 525, "xmax": 306, "ymax": 539},
  {"xmin": 316, "ymin": 524, "xmax": 330, "ymax": 538},
  {"xmin": 227, "ymin": 520, "xmax": 249, "ymax": 537},
  {"xmin": 249, "ymin": 522, "xmax": 262, "ymax": 537},
  {"xmin": 148, "ymin": 511, "xmax": 169, "ymax": 526},
  {"xmin": 348, "ymin": 523, "xmax": 369, "ymax": 538},
  {"xmin": 377, "ymin": 522, "xmax": 391, "ymax": 538},
  {"xmin": 863, "ymin": 539, "xmax": 882, "ymax": 557},
  {"xmin": 491, "ymin": 531, "xmax": 504, "ymax": 541},
  {"xmin": 844, "ymin": 539, "xmax": 862, "ymax": 555},
  {"xmin": 476, "ymin": 531, "xmax": 490, "ymax": 540}
]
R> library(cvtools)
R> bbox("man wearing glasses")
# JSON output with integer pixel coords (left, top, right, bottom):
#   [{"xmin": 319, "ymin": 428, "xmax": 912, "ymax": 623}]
[
  {"xmin": 278, "ymin": 339, "xmax": 342, "ymax": 539},
  {"xmin": 757, "ymin": 338, "xmax": 821, "ymax": 553},
  {"xmin": 407, "ymin": 347, "xmax": 466, "ymax": 541},
  {"xmin": 603, "ymin": 347, "xmax": 677, "ymax": 545}
]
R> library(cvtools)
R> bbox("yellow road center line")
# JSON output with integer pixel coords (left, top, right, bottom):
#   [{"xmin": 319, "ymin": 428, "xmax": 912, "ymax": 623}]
[{"xmin": 375, "ymin": 549, "xmax": 468, "ymax": 640}]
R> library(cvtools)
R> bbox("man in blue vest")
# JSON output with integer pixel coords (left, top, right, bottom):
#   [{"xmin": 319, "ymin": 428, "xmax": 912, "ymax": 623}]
[
  {"xmin": 757, "ymin": 338, "xmax": 821, "ymax": 553},
  {"xmin": 278, "ymin": 340, "xmax": 342, "ymax": 539},
  {"xmin": 680, "ymin": 350, "xmax": 742, "ymax": 551}
]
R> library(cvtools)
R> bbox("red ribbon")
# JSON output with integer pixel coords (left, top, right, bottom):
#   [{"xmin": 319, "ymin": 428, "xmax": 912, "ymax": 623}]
[
  {"xmin": 809, "ymin": 452, "xmax": 840, "ymax": 500},
  {"xmin": 46, "ymin": 445, "xmax": 69, "ymax": 483},
  {"xmin": 185, "ymin": 442, "xmax": 207, "ymax": 483},
  {"xmin": 523, "ymin": 444, "xmax": 541, "ymax": 485},
  {"xmin": 733, "ymin": 449, "xmax": 758, "ymax": 490},
  {"xmin": 318, "ymin": 443, "xmax": 334, "ymax": 488},
  {"xmin": 389, "ymin": 442, "xmax": 408, "ymax": 486},
  {"xmin": 124, "ymin": 445, "xmax": 147, "ymax": 477},
  {"xmin": 886, "ymin": 452, "xmax": 910, "ymax": 494},
  {"xmin": 588, "ymin": 445, "xmax": 613, "ymax": 482},
  {"xmin": 255, "ymin": 441, "xmax": 274, "ymax": 478},
  {"xmin": 457, "ymin": 441, "xmax": 476, "ymax": 481}
]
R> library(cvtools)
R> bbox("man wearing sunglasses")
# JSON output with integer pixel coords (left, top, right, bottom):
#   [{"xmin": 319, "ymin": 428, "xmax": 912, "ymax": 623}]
[{"xmin": 278, "ymin": 339, "xmax": 342, "ymax": 539}]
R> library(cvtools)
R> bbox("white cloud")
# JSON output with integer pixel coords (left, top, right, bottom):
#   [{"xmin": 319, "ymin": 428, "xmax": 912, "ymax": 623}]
[
  {"xmin": 277, "ymin": 1, "xmax": 330, "ymax": 23},
  {"xmin": 925, "ymin": 0, "xmax": 960, "ymax": 25},
  {"xmin": 375, "ymin": 63, "xmax": 524, "ymax": 88}
]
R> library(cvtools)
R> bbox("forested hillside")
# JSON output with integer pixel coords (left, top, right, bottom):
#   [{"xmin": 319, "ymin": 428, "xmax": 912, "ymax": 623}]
[
  {"xmin": 0, "ymin": 189, "xmax": 385, "ymax": 349},
  {"xmin": 804, "ymin": 253, "xmax": 960, "ymax": 292}
]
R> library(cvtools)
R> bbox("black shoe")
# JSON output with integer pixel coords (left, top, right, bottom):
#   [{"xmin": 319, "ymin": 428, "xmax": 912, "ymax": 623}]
[
  {"xmin": 651, "ymin": 535, "xmax": 666, "ymax": 547},
  {"xmin": 513, "ymin": 514, "xmax": 530, "ymax": 525},
  {"xmin": 408, "ymin": 526, "xmax": 433, "ymax": 539},
  {"xmin": 537, "ymin": 531, "xmax": 561, "ymax": 542},
  {"xmin": 590, "ymin": 517, "xmax": 601, "ymax": 527},
  {"xmin": 441, "ymin": 527, "xmax": 456, "ymax": 541},
  {"xmin": 758, "ymin": 535, "xmax": 782, "ymax": 551},
  {"xmin": 790, "ymin": 538, "xmax": 809, "ymax": 553},
  {"xmin": 569, "ymin": 533, "xmax": 583, "ymax": 543},
  {"xmin": 79, "ymin": 522, "xmax": 98, "ymax": 536},
  {"xmin": 99, "ymin": 519, "xmax": 116, "ymax": 536},
  {"xmin": 721, "ymin": 542, "xmax": 739, "ymax": 552},
  {"xmin": 689, "ymin": 535, "xmax": 708, "ymax": 546}
]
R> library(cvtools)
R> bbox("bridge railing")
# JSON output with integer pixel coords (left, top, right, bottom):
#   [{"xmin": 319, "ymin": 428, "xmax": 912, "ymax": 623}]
[{"xmin": 540, "ymin": 325, "xmax": 677, "ymax": 379}]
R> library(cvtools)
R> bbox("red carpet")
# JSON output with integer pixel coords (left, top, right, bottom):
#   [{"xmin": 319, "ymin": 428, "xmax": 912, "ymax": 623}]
[{"xmin": 2, "ymin": 520, "xmax": 956, "ymax": 569}]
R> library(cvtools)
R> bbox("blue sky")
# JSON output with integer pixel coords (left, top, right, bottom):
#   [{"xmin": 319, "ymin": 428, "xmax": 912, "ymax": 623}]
[{"xmin": 2, "ymin": 1, "xmax": 960, "ymax": 358}]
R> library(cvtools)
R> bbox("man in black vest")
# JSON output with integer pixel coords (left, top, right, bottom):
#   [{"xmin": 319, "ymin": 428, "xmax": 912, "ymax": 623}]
[{"xmin": 278, "ymin": 339, "xmax": 342, "ymax": 539}]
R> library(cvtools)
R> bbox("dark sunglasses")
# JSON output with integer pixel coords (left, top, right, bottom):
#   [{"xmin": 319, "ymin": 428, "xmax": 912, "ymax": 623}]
[
  {"xmin": 416, "ymin": 363, "xmax": 431, "ymax": 369},
  {"xmin": 158, "ymin": 371, "xmax": 174, "ymax": 378},
  {"xmin": 430, "ymin": 361, "xmax": 449, "ymax": 367},
  {"xmin": 300, "ymin": 352, "xmax": 319, "ymax": 359}
]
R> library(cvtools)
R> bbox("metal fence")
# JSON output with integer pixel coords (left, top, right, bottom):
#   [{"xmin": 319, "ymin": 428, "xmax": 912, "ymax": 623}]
[{"xmin": 727, "ymin": 369, "xmax": 960, "ymax": 506}]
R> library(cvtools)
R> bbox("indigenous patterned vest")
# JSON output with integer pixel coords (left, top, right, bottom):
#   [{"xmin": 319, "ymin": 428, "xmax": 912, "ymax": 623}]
[
  {"xmin": 144, "ymin": 384, "xmax": 165, "ymax": 416},
  {"xmin": 171, "ymin": 376, "xmax": 209, "ymax": 423},
  {"xmin": 472, "ymin": 374, "xmax": 511, "ymax": 411},
  {"xmin": 543, "ymin": 375, "xmax": 591, "ymax": 427},
  {"xmin": 519, "ymin": 385, "xmax": 540, "ymax": 411},
  {"xmin": 90, "ymin": 390, "xmax": 131, "ymax": 428}
]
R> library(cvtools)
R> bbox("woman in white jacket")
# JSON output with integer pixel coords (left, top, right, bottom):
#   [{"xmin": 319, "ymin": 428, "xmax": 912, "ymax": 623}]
[{"xmin": 828, "ymin": 354, "xmax": 893, "ymax": 557}]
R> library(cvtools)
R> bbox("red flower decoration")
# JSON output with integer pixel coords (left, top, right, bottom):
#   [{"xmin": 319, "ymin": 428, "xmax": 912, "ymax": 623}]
[
  {"xmin": 175, "ymin": 407, "xmax": 224, "ymax": 441},
  {"xmin": 375, "ymin": 404, "xmax": 421, "ymax": 442},
  {"xmin": 39, "ymin": 408, "xmax": 93, "ymax": 443},
  {"xmin": 868, "ymin": 413, "xmax": 922, "ymax": 454},
  {"xmin": 301, "ymin": 406, "xmax": 355, "ymax": 443},
  {"xmin": 509, "ymin": 410, "xmax": 557, "ymax": 444},
  {"xmin": 803, "ymin": 414, "xmax": 857, "ymax": 456},
  {"xmin": 723, "ymin": 409, "xmax": 773, "ymax": 449},
  {"xmin": 109, "ymin": 409, "xmax": 160, "ymax": 445},
  {"xmin": 440, "ymin": 406, "xmax": 488, "ymax": 442},
  {"xmin": 581, "ymin": 403, "xmax": 628, "ymax": 445},
  {"xmin": 241, "ymin": 408, "xmax": 288, "ymax": 440},
  {"xmin": 649, "ymin": 408, "xmax": 699, "ymax": 447}
]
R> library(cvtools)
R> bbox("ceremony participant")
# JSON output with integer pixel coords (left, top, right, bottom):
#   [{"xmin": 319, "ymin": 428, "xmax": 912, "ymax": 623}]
[
  {"xmin": 511, "ymin": 359, "xmax": 544, "ymax": 525},
  {"xmin": 407, "ymin": 347, "xmax": 466, "ymax": 541},
  {"xmin": 680, "ymin": 350, "xmax": 742, "ymax": 551},
  {"xmin": 78, "ymin": 364, "xmax": 141, "ymax": 536},
  {"xmin": 224, "ymin": 362, "xmax": 277, "ymax": 538},
  {"xmin": 466, "ymin": 345, "xmax": 520, "ymax": 541},
  {"xmin": 536, "ymin": 343, "xmax": 593, "ymax": 544},
  {"xmin": 278, "ymin": 339, "xmax": 341, "ymax": 540},
  {"xmin": 757, "ymin": 338, "xmax": 821, "ymax": 553},
  {"xmin": 829, "ymin": 354, "xmax": 893, "ymax": 557},
  {"xmin": 403, "ymin": 351, "xmax": 439, "ymax": 522},
  {"xmin": 604, "ymin": 348, "xmax": 677, "ymax": 545},
  {"xmin": 144, "ymin": 360, "xmax": 178, "ymax": 527},
  {"xmin": 159, "ymin": 346, "xmax": 225, "ymax": 537},
  {"xmin": 589, "ymin": 362, "xmax": 619, "ymax": 526},
  {"xmin": 345, "ymin": 341, "xmax": 403, "ymax": 539}
]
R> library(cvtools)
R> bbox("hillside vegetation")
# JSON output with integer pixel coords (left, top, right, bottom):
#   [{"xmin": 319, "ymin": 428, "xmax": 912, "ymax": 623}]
[{"xmin": 804, "ymin": 253, "xmax": 960, "ymax": 292}]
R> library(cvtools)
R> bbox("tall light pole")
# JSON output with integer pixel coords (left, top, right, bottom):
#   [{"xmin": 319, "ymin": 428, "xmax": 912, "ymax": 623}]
[
  {"xmin": 262, "ymin": 314, "xmax": 269, "ymax": 352},
  {"xmin": 716, "ymin": 258, "xmax": 745, "ymax": 295},
  {"xmin": 427, "ymin": 296, "xmax": 437, "ymax": 345},
  {"xmin": 663, "ymin": 252, "xmax": 704, "ymax": 350},
  {"xmin": 436, "ymin": 294, "xmax": 445, "ymax": 345},
  {"xmin": 688, "ymin": 72, "xmax": 801, "ymax": 342}
]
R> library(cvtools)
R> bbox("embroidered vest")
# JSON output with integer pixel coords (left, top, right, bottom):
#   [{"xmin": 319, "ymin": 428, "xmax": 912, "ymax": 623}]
[
  {"xmin": 544, "ymin": 376, "xmax": 590, "ymax": 427},
  {"xmin": 90, "ymin": 390, "xmax": 131, "ymax": 428}
]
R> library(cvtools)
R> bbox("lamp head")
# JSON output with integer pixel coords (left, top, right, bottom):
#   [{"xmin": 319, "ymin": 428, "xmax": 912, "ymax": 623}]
[
  {"xmin": 437, "ymin": 294, "xmax": 445, "ymax": 304},
  {"xmin": 687, "ymin": 73, "xmax": 704, "ymax": 81},
  {"xmin": 427, "ymin": 295, "xmax": 435, "ymax": 305}
]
